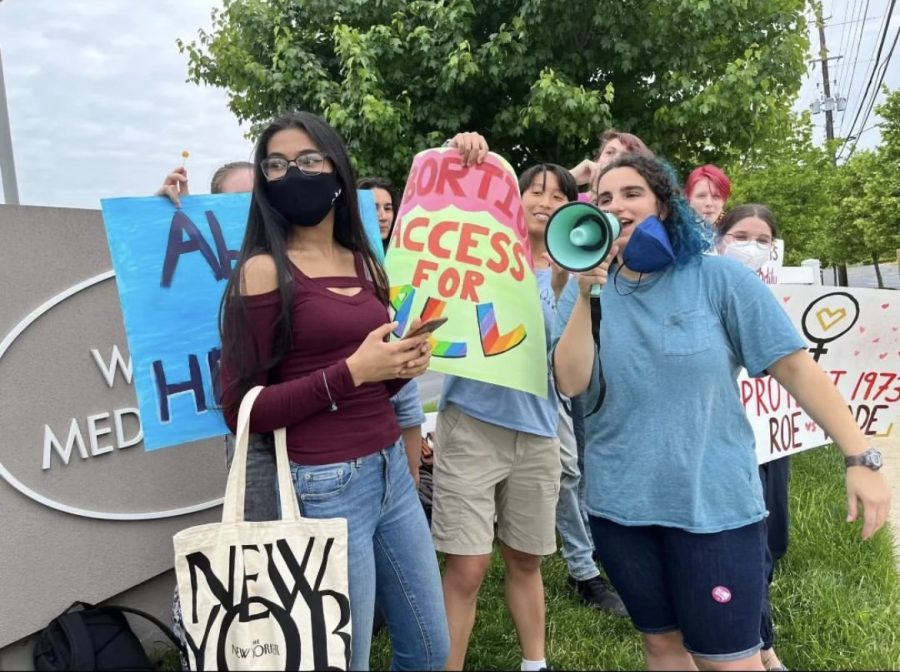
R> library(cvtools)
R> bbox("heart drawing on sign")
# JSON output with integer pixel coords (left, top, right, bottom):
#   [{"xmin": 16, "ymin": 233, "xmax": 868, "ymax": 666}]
[{"xmin": 815, "ymin": 307, "xmax": 848, "ymax": 332}]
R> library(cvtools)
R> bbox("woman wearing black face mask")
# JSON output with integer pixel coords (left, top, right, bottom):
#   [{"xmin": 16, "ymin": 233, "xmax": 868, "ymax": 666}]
[{"xmin": 218, "ymin": 111, "xmax": 458, "ymax": 671}]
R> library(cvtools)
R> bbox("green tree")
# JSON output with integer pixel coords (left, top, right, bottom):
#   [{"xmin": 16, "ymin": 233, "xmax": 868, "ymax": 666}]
[
  {"xmin": 728, "ymin": 96, "xmax": 900, "ymax": 285},
  {"xmin": 727, "ymin": 114, "xmax": 845, "ymax": 267},
  {"xmin": 838, "ymin": 149, "xmax": 900, "ymax": 289},
  {"xmin": 876, "ymin": 86, "xmax": 900, "ymax": 164},
  {"xmin": 178, "ymin": 0, "xmax": 808, "ymax": 183}
]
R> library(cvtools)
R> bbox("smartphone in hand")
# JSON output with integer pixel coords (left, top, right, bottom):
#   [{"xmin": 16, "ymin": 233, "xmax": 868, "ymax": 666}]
[{"xmin": 402, "ymin": 317, "xmax": 448, "ymax": 339}]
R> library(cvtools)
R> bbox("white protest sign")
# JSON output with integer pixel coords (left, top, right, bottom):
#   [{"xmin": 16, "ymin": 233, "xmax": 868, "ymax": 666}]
[
  {"xmin": 755, "ymin": 239, "xmax": 784, "ymax": 285},
  {"xmin": 739, "ymin": 285, "xmax": 899, "ymax": 464}
]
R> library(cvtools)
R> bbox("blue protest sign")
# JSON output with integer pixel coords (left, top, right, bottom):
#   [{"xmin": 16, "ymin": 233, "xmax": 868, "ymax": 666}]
[
  {"xmin": 102, "ymin": 191, "xmax": 382, "ymax": 450},
  {"xmin": 358, "ymin": 188, "xmax": 385, "ymax": 263}
]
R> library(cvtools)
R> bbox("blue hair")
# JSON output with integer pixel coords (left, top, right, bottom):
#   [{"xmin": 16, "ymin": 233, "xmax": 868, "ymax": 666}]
[{"xmin": 601, "ymin": 154, "xmax": 713, "ymax": 265}]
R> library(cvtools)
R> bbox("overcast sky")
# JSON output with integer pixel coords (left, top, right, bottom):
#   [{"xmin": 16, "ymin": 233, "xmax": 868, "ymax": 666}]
[{"xmin": 0, "ymin": 0, "xmax": 897, "ymax": 209}]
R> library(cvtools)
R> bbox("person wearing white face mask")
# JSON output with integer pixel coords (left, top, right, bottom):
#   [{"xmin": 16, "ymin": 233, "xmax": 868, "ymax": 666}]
[
  {"xmin": 715, "ymin": 204, "xmax": 777, "ymax": 272},
  {"xmin": 715, "ymin": 203, "xmax": 786, "ymax": 672}
]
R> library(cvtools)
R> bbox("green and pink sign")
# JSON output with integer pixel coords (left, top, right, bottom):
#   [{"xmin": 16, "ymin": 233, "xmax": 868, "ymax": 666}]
[{"xmin": 385, "ymin": 149, "xmax": 548, "ymax": 397}]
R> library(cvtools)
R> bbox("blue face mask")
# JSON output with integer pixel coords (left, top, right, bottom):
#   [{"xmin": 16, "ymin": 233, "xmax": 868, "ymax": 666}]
[{"xmin": 622, "ymin": 215, "xmax": 674, "ymax": 273}]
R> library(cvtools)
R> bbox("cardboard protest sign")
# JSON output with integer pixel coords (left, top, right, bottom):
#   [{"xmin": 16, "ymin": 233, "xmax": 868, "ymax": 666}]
[
  {"xmin": 755, "ymin": 239, "xmax": 784, "ymax": 285},
  {"xmin": 384, "ymin": 149, "xmax": 548, "ymax": 397},
  {"xmin": 101, "ymin": 192, "xmax": 383, "ymax": 450},
  {"xmin": 739, "ymin": 285, "xmax": 898, "ymax": 464}
]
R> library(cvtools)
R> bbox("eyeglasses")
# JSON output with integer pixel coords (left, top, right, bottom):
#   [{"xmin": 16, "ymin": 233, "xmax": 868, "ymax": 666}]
[
  {"xmin": 722, "ymin": 231, "xmax": 773, "ymax": 250},
  {"xmin": 260, "ymin": 151, "xmax": 329, "ymax": 180}
]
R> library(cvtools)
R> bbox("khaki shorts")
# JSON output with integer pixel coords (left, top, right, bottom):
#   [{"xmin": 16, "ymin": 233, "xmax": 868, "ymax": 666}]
[{"xmin": 431, "ymin": 403, "xmax": 561, "ymax": 556}]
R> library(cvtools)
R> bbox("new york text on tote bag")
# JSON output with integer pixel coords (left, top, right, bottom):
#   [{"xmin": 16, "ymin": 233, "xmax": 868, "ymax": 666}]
[{"xmin": 173, "ymin": 386, "xmax": 352, "ymax": 670}]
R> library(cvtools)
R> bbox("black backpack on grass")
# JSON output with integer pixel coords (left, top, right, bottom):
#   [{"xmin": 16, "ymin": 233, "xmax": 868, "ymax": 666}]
[{"xmin": 34, "ymin": 601, "xmax": 184, "ymax": 671}]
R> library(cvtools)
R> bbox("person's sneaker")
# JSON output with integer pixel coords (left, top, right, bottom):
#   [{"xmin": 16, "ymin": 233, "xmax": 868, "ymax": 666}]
[{"xmin": 568, "ymin": 574, "xmax": 629, "ymax": 617}]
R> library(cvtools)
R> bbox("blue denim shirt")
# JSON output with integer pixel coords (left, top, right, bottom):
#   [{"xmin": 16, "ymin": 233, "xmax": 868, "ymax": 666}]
[{"xmin": 391, "ymin": 379, "xmax": 425, "ymax": 429}]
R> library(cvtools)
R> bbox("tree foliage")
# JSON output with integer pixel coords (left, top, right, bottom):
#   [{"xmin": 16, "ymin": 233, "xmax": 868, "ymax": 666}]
[
  {"xmin": 727, "ymin": 89, "xmax": 900, "ymax": 280},
  {"xmin": 727, "ymin": 114, "xmax": 843, "ymax": 266},
  {"xmin": 178, "ymin": 0, "xmax": 808, "ymax": 184}
]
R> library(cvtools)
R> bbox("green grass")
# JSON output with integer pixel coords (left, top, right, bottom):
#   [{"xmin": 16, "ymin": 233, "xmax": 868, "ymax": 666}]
[
  {"xmin": 370, "ymin": 446, "xmax": 900, "ymax": 670},
  {"xmin": 152, "ymin": 447, "xmax": 899, "ymax": 670},
  {"xmin": 422, "ymin": 400, "xmax": 439, "ymax": 414}
]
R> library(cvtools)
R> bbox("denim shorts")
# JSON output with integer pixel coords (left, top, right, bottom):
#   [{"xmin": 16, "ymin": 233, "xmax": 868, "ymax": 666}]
[{"xmin": 589, "ymin": 516, "xmax": 766, "ymax": 662}]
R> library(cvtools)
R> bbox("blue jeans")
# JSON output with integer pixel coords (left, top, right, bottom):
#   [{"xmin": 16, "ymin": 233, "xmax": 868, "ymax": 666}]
[
  {"xmin": 555, "ymin": 398, "xmax": 599, "ymax": 581},
  {"xmin": 290, "ymin": 440, "xmax": 449, "ymax": 671}
]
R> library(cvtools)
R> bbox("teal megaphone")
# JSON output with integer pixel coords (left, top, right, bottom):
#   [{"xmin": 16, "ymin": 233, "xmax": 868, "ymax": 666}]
[{"xmin": 544, "ymin": 202, "xmax": 621, "ymax": 297}]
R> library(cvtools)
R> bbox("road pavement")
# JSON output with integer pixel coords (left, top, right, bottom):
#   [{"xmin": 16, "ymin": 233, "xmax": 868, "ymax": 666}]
[{"xmin": 822, "ymin": 262, "xmax": 899, "ymax": 290}]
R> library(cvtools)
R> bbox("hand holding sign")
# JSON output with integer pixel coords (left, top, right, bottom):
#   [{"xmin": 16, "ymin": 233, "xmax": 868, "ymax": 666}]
[
  {"xmin": 385, "ymin": 148, "xmax": 548, "ymax": 397},
  {"xmin": 156, "ymin": 166, "xmax": 190, "ymax": 207},
  {"xmin": 446, "ymin": 132, "xmax": 490, "ymax": 167}
]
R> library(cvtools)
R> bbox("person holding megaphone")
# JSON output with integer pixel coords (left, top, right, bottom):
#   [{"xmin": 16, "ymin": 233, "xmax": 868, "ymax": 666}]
[{"xmin": 550, "ymin": 154, "xmax": 890, "ymax": 671}]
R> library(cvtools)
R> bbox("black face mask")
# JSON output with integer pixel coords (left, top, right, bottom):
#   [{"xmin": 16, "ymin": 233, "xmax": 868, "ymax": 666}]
[{"xmin": 267, "ymin": 168, "xmax": 342, "ymax": 227}]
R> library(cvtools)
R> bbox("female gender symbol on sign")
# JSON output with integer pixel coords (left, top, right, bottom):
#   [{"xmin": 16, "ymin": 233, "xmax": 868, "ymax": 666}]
[{"xmin": 800, "ymin": 291, "xmax": 861, "ymax": 362}]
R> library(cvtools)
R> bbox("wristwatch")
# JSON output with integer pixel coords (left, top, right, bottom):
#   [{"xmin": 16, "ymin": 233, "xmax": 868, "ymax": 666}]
[{"xmin": 844, "ymin": 447, "xmax": 883, "ymax": 471}]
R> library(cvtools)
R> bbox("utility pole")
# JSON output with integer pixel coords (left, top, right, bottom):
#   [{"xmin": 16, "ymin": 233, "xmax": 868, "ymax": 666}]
[
  {"xmin": 0, "ymin": 46, "xmax": 20, "ymax": 205},
  {"xmin": 812, "ymin": 1, "xmax": 848, "ymax": 286},
  {"xmin": 816, "ymin": 6, "xmax": 836, "ymax": 144}
]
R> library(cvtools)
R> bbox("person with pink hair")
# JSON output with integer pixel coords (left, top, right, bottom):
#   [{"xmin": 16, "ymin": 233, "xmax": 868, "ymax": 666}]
[{"xmin": 685, "ymin": 164, "xmax": 731, "ymax": 227}]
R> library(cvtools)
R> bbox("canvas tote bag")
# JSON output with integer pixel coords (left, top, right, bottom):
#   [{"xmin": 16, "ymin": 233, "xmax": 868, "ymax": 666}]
[{"xmin": 174, "ymin": 386, "xmax": 352, "ymax": 670}]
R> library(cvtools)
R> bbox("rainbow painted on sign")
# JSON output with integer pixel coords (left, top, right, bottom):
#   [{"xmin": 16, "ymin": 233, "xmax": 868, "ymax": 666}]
[{"xmin": 477, "ymin": 303, "xmax": 526, "ymax": 356}]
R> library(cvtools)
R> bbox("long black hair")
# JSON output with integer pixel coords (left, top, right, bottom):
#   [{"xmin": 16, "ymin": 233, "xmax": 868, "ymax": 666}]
[{"xmin": 219, "ymin": 111, "xmax": 388, "ymax": 417}]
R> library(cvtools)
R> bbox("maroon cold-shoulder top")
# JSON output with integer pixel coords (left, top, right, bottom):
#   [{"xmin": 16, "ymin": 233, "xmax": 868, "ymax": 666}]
[{"xmin": 220, "ymin": 252, "xmax": 407, "ymax": 465}]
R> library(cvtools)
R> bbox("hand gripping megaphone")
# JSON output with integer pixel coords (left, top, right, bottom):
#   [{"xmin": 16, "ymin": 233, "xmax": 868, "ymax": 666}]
[{"xmin": 544, "ymin": 202, "xmax": 621, "ymax": 297}]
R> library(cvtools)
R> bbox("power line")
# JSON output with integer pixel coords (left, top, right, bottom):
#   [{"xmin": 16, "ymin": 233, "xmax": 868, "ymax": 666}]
[
  {"xmin": 835, "ymin": 0, "xmax": 865, "ymax": 96},
  {"xmin": 834, "ymin": 0, "xmax": 857, "ymax": 74},
  {"xmin": 845, "ymin": 20, "xmax": 900, "ymax": 158},
  {"xmin": 837, "ymin": 0, "xmax": 870, "ymax": 133},
  {"xmin": 829, "ymin": 13, "xmax": 882, "ymax": 27},
  {"xmin": 838, "ymin": 0, "xmax": 896, "ymax": 156},
  {"xmin": 834, "ymin": 0, "xmax": 860, "ymax": 94}
]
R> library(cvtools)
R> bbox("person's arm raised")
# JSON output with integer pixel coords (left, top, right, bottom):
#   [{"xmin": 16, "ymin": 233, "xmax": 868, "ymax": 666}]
[
  {"xmin": 553, "ymin": 247, "xmax": 616, "ymax": 396},
  {"xmin": 568, "ymin": 159, "xmax": 601, "ymax": 188},
  {"xmin": 155, "ymin": 166, "xmax": 190, "ymax": 207},
  {"xmin": 445, "ymin": 132, "xmax": 489, "ymax": 167}
]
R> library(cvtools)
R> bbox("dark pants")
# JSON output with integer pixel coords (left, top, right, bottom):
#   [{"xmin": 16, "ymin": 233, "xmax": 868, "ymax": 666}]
[
  {"xmin": 589, "ymin": 516, "xmax": 766, "ymax": 661},
  {"xmin": 759, "ymin": 457, "xmax": 791, "ymax": 650}
]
